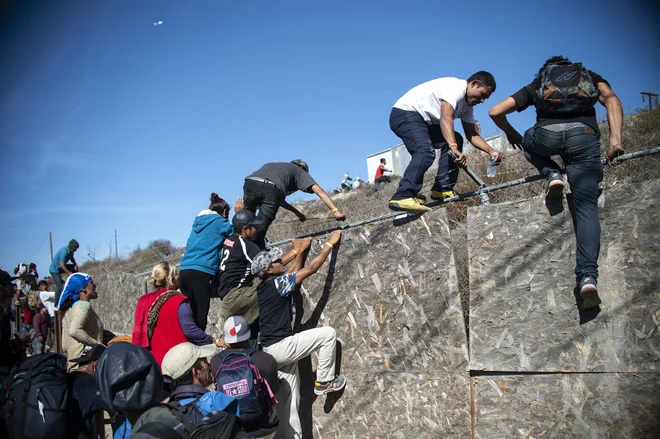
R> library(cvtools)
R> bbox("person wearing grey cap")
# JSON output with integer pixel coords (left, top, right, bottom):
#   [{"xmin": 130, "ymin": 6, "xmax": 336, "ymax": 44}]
[
  {"xmin": 215, "ymin": 209, "xmax": 305, "ymax": 339},
  {"xmin": 49, "ymin": 239, "xmax": 79, "ymax": 304},
  {"xmin": 252, "ymin": 230, "xmax": 346, "ymax": 439}
]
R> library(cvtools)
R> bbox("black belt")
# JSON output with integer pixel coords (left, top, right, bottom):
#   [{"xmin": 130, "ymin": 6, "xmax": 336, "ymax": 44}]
[{"xmin": 246, "ymin": 176, "xmax": 277, "ymax": 187}]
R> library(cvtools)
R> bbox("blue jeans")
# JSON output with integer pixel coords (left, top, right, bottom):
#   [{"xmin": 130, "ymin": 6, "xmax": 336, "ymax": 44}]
[
  {"xmin": 522, "ymin": 125, "xmax": 603, "ymax": 282},
  {"xmin": 389, "ymin": 108, "xmax": 463, "ymax": 200},
  {"xmin": 51, "ymin": 271, "xmax": 64, "ymax": 305}
]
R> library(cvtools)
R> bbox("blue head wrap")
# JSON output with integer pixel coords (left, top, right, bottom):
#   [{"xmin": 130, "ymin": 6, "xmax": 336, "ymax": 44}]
[{"xmin": 57, "ymin": 272, "xmax": 92, "ymax": 309}]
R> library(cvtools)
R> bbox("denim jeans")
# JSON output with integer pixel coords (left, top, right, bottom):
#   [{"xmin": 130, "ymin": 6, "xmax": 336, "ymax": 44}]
[
  {"xmin": 243, "ymin": 179, "xmax": 284, "ymax": 250},
  {"xmin": 50, "ymin": 272, "xmax": 64, "ymax": 306},
  {"xmin": 389, "ymin": 108, "xmax": 464, "ymax": 200},
  {"xmin": 32, "ymin": 337, "xmax": 44, "ymax": 355},
  {"xmin": 522, "ymin": 125, "xmax": 603, "ymax": 282}
]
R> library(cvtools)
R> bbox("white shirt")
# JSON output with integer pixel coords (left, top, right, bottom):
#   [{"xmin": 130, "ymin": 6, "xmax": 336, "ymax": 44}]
[
  {"xmin": 39, "ymin": 291, "xmax": 57, "ymax": 317},
  {"xmin": 393, "ymin": 77, "xmax": 475, "ymax": 125}
]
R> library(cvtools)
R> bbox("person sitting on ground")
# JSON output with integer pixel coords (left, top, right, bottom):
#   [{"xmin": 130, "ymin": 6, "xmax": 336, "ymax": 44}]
[
  {"xmin": 215, "ymin": 210, "xmax": 302, "ymax": 340},
  {"xmin": 243, "ymin": 160, "xmax": 346, "ymax": 249},
  {"xmin": 352, "ymin": 176, "xmax": 363, "ymax": 190},
  {"xmin": 489, "ymin": 55, "xmax": 624, "ymax": 310},
  {"xmin": 32, "ymin": 303, "xmax": 50, "ymax": 355},
  {"xmin": 340, "ymin": 172, "xmax": 353, "ymax": 192},
  {"xmin": 69, "ymin": 345, "xmax": 110, "ymax": 439},
  {"xmin": 132, "ymin": 262, "xmax": 225, "ymax": 366},
  {"xmin": 388, "ymin": 72, "xmax": 501, "ymax": 214},
  {"xmin": 374, "ymin": 158, "xmax": 392, "ymax": 184},
  {"xmin": 211, "ymin": 315, "xmax": 280, "ymax": 437},
  {"xmin": 251, "ymin": 230, "xmax": 346, "ymax": 439},
  {"xmin": 161, "ymin": 342, "xmax": 239, "ymax": 421},
  {"xmin": 58, "ymin": 273, "xmax": 104, "ymax": 371},
  {"xmin": 49, "ymin": 239, "xmax": 79, "ymax": 305},
  {"xmin": 179, "ymin": 193, "xmax": 235, "ymax": 331}
]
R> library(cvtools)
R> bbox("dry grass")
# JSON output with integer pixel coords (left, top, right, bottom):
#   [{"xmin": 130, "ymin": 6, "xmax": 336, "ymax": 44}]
[{"xmin": 85, "ymin": 109, "xmax": 660, "ymax": 330}]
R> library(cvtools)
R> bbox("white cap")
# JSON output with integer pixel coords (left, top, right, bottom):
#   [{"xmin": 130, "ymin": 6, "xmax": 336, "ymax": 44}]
[
  {"xmin": 161, "ymin": 342, "xmax": 220, "ymax": 380},
  {"xmin": 223, "ymin": 316, "xmax": 251, "ymax": 344}
]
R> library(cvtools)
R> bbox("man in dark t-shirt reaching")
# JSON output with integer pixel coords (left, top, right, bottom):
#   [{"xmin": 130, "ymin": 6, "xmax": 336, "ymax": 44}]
[
  {"xmin": 251, "ymin": 230, "xmax": 346, "ymax": 439},
  {"xmin": 216, "ymin": 210, "xmax": 303, "ymax": 340},
  {"xmin": 489, "ymin": 55, "xmax": 624, "ymax": 310},
  {"xmin": 243, "ymin": 160, "xmax": 346, "ymax": 249}
]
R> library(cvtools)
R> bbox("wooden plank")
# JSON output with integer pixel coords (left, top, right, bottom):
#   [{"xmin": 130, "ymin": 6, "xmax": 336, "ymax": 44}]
[
  {"xmin": 473, "ymin": 373, "xmax": 660, "ymax": 439},
  {"xmin": 299, "ymin": 371, "xmax": 471, "ymax": 439},
  {"xmin": 468, "ymin": 179, "xmax": 660, "ymax": 372}
]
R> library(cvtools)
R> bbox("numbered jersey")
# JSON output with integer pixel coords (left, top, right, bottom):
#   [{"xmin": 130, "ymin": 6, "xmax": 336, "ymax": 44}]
[{"xmin": 216, "ymin": 234, "xmax": 261, "ymax": 299}]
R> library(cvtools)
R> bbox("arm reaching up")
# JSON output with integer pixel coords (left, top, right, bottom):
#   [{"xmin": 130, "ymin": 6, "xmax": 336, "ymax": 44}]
[
  {"xmin": 295, "ymin": 230, "xmax": 342, "ymax": 286},
  {"xmin": 311, "ymin": 185, "xmax": 346, "ymax": 221}
]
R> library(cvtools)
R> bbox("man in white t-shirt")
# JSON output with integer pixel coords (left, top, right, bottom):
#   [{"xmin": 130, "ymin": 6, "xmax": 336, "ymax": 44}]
[{"xmin": 388, "ymin": 72, "xmax": 502, "ymax": 214}]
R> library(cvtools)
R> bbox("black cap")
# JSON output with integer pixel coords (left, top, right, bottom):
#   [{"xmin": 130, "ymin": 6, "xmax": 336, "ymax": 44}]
[
  {"xmin": 70, "ymin": 344, "xmax": 107, "ymax": 364},
  {"xmin": 96, "ymin": 343, "xmax": 163, "ymax": 412},
  {"xmin": 232, "ymin": 210, "xmax": 263, "ymax": 231},
  {"xmin": 290, "ymin": 159, "xmax": 309, "ymax": 173}
]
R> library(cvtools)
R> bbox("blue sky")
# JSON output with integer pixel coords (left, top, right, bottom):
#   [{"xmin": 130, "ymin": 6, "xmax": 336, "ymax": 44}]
[{"xmin": 1, "ymin": 0, "xmax": 659, "ymax": 274}]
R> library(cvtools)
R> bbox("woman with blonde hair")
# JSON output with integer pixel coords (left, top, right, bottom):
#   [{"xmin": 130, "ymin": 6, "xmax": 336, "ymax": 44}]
[
  {"xmin": 57, "ymin": 273, "xmax": 104, "ymax": 370},
  {"xmin": 132, "ymin": 261, "xmax": 224, "ymax": 365}
]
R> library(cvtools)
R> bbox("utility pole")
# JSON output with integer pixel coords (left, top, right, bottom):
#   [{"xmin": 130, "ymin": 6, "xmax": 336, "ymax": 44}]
[
  {"xmin": 115, "ymin": 229, "xmax": 118, "ymax": 259},
  {"xmin": 641, "ymin": 91, "xmax": 659, "ymax": 111},
  {"xmin": 49, "ymin": 231, "xmax": 53, "ymax": 260}
]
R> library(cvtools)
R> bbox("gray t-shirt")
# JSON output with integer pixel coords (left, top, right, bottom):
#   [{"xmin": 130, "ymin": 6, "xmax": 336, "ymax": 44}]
[{"xmin": 247, "ymin": 162, "xmax": 316, "ymax": 197}]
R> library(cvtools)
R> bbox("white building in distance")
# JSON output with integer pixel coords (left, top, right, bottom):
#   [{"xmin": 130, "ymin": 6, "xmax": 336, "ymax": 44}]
[{"xmin": 367, "ymin": 133, "xmax": 510, "ymax": 182}]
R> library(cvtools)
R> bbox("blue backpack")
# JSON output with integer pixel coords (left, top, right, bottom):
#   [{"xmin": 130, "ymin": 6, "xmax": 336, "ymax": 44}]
[{"xmin": 213, "ymin": 349, "xmax": 276, "ymax": 424}]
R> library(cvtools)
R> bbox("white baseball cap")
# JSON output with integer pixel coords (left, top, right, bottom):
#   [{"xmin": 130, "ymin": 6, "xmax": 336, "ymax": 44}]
[
  {"xmin": 161, "ymin": 342, "xmax": 220, "ymax": 380},
  {"xmin": 223, "ymin": 316, "xmax": 251, "ymax": 344}
]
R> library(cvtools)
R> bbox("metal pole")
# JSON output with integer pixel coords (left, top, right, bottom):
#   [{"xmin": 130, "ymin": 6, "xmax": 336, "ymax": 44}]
[{"xmin": 49, "ymin": 231, "xmax": 53, "ymax": 260}]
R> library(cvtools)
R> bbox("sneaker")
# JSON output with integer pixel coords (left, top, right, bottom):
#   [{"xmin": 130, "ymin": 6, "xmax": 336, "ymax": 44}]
[
  {"xmin": 314, "ymin": 374, "xmax": 347, "ymax": 395},
  {"xmin": 388, "ymin": 198, "xmax": 431, "ymax": 214},
  {"xmin": 431, "ymin": 190, "xmax": 456, "ymax": 201},
  {"xmin": 580, "ymin": 275, "xmax": 601, "ymax": 309},
  {"xmin": 546, "ymin": 172, "xmax": 564, "ymax": 200}
]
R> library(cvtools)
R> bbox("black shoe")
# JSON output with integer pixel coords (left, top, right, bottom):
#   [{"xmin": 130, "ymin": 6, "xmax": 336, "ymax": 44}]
[
  {"xmin": 546, "ymin": 172, "xmax": 564, "ymax": 200},
  {"xmin": 580, "ymin": 275, "xmax": 601, "ymax": 309}
]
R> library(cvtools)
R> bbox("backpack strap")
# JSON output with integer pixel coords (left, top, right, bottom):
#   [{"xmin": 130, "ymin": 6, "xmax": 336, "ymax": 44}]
[{"xmin": 146, "ymin": 290, "xmax": 180, "ymax": 342}]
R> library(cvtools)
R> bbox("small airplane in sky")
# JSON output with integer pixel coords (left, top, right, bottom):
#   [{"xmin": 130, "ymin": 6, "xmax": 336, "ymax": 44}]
[{"xmin": 153, "ymin": 21, "xmax": 163, "ymax": 26}]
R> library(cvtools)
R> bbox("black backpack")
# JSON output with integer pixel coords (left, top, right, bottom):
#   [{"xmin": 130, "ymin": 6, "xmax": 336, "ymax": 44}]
[
  {"xmin": 0, "ymin": 353, "xmax": 70, "ymax": 439},
  {"xmin": 132, "ymin": 404, "xmax": 249, "ymax": 439},
  {"xmin": 536, "ymin": 62, "xmax": 600, "ymax": 114}
]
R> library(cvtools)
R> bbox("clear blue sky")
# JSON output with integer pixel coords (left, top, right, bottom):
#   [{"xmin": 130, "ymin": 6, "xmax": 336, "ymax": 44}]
[{"xmin": 1, "ymin": 0, "xmax": 659, "ymax": 274}]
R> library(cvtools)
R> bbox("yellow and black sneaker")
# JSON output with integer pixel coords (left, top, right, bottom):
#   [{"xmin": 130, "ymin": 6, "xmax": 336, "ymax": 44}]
[
  {"xmin": 388, "ymin": 198, "xmax": 431, "ymax": 214},
  {"xmin": 430, "ymin": 190, "xmax": 456, "ymax": 201}
]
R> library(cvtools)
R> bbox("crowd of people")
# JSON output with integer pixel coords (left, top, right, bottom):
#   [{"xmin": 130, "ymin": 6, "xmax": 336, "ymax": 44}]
[{"xmin": 0, "ymin": 55, "xmax": 624, "ymax": 438}]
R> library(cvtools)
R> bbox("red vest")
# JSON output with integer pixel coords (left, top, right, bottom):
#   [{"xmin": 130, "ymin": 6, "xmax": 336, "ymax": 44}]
[{"xmin": 148, "ymin": 292, "xmax": 188, "ymax": 366}]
